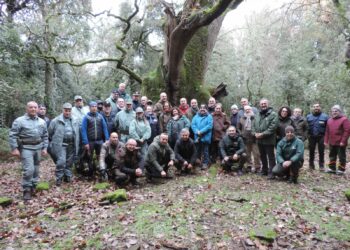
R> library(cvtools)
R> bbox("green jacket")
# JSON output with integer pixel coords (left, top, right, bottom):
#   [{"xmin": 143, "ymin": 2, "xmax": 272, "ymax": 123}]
[
  {"xmin": 48, "ymin": 114, "xmax": 80, "ymax": 159},
  {"xmin": 252, "ymin": 108, "xmax": 279, "ymax": 145},
  {"xmin": 145, "ymin": 136, "xmax": 175, "ymax": 172},
  {"xmin": 276, "ymin": 136, "xmax": 304, "ymax": 164}
]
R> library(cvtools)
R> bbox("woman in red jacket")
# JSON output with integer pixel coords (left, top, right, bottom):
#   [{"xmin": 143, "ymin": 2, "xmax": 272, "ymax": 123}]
[{"xmin": 324, "ymin": 105, "xmax": 350, "ymax": 174}]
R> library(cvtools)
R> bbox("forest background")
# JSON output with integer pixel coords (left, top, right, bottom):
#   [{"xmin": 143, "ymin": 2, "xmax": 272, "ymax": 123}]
[{"xmin": 0, "ymin": 0, "xmax": 349, "ymax": 153}]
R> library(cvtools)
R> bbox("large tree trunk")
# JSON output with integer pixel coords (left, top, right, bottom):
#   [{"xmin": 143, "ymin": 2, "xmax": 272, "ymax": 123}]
[{"xmin": 143, "ymin": 0, "xmax": 242, "ymax": 104}]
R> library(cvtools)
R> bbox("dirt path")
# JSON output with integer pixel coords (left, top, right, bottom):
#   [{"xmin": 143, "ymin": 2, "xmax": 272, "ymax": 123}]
[{"xmin": 1, "ymin": 156, "xmax": 350, "ymax": 249}]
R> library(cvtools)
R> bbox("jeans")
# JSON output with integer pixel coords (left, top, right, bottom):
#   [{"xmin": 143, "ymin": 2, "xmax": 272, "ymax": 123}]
[{"xmin": 196, "ymin": 142, "xmax": 210, "ymax": 165}]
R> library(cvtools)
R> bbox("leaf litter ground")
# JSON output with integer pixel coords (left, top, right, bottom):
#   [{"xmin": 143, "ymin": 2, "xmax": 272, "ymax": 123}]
[{"xmin": 1, "ymin": 153, "xmax": 350, "ymax": 249}]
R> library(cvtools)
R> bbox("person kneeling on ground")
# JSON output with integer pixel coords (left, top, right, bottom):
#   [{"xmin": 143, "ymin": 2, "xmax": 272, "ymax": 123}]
[
  {"xmin": 99, "ymin": 132, "xmax": 124, "ymax": 182},
  {"xmin": 174, "ymin": 128, "xmax": 198, "ymax": 174},
  {"xmin": 219, "ymin": 126, "xmax": 246, "ymax": 175},
  {"xmin": 116, "ymin": 139, "xmax": 144, "ymax": 186},
  {"xmin": 272, "ymin": 126, "xmax": 304, "ymax": 184},
  {"xmin": 145, "ymin": 133, "xmax": 176, "ymax": 180}
]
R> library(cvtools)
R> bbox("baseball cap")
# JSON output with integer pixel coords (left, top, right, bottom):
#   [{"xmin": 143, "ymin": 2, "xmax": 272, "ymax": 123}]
[
  {"xmin": 74, "ymin": 95, "xmax": 83, "ymax": 101},
  {"xmin": 62, "ymin": 103, "xmax": 72, "ymax": 109}
]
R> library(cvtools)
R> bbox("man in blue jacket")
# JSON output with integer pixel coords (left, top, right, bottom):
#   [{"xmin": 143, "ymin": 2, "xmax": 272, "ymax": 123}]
[
  {"xmin": 191, "ymin": 104, "xmax": 213, "ymax": 170},
  {"xmin": 306, "ymin": 103, "xmax": 328, "ymax": 171},
  {"xmin": 81, "ymin": 101, "xmax": 109, "ymax": 177}
]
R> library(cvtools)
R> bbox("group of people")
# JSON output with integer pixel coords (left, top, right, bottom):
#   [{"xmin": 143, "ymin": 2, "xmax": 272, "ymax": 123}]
[{"xmin": 9, "ymin": 82, "xmax": 350, "ymax": 201}]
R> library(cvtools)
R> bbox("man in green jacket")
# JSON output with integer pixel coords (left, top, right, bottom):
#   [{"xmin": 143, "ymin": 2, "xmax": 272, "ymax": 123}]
[
  {"xmin": 48, "ymin": 103, "xmax": 80, "ymax": 186},
  {"xmin": 272, "ymin": 126, "xmax": 304, "ymax": 184},
  {"xmin": 253, "ymin": 98, "xmax": 279, "ymax": 178}
]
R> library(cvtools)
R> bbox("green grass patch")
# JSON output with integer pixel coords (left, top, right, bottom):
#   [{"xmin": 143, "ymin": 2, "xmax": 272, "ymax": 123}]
[
  {"xmin": 93, "ymin": 182, "xmax": 110, "ymax": 191},
  {"xmin": 36, "ymin": 182, "xmax": 50, "ymax": 191},
  {"xmin": 0, "ymin": 197, "xmax": 13, "ymax": 207}
]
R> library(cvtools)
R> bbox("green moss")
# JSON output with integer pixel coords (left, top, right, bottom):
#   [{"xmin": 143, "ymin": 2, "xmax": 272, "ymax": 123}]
[
  {"xmin": 345, "ymin": 189, "xmax": 350, "ymax": 201},
  {"xmin": 36, "ymin": 182, "xmax": 50, "ymax": 191},
  {"xmin": 101, "ymin": 189, "xmax": 127, "ymax": 203},
  {"xmin": 0, "ymin": 197, "xmax": 13, "ymax": 207},
  {"xmin": 93, "ymin": 182, "xmax": 110, "ymax": 191},
  {"xmin": 249, "ymin": 227, "xmax": 277, "ymax": 242}
]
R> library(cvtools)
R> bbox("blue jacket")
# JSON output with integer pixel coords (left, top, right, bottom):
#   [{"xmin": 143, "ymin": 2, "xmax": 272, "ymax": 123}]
[
  {"xmin": 81, "ymin": 112, "xmax": 109, "ymax": 145},
  {"xmin": 306, "ymin": 112, "xmax": 328, "ymax": 136},
  {"xmin": 191, "ymin": 112, "xmax": 213, "ymax": 144}
]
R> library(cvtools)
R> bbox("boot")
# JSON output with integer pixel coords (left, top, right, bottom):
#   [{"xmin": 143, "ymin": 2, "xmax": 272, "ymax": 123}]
[
  {"xmin": 56, "ymin": 178, "xmax": 62, "ymax": 186},
  {"xmin": 23, "ymin": 188, "xmax": 32, "ymax": 201}
]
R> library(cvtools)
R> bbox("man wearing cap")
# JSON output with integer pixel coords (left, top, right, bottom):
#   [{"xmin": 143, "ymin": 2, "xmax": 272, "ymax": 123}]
[
  {"xmin": 324, "ymin": 105, "xmax": 350, "ymax": 174},
  {"xmin": 105, "ymin": 89, "xmax": 120, "ymax": 113},
  {"xmin": 72, "ymin": 95, "xmax": 89, "ymax": 124},
  {"xmin": 114, "ymin": 99, "xmax": 136, "ymax": 143},
  {"xmin": 9, "ymin": 101, "xmax": 49, "ymax": 201},
  {"xmin": 101, "ymin": 101, "xmax": 117, "ymax": 134},
  {"xmin": 129, "ymin": 107, "xmax": 151, "ymax": 157},
  {"xmin": 132, "ymin": 92, "xmax": 141, "ymax": 110},
  {"xmin": 81, "ymin": 101, "xmax": 110, "ymax": 177},
  {"xmin": 37, "ymin": 104, "xmax": 50, "ymax": 127},
  {"xmin": 48, "ymin": 103, "xmax": 80, "ymax": 186},
  {"xmin": 272, "ymin": 126, "xmax": 304, "ymax": 184}
]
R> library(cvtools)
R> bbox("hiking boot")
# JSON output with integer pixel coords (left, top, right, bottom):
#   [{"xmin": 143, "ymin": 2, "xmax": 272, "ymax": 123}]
[
  {"xmin": 288, "ymin": 177, "xmax": 298, "ymax": 184},
  {"xmin": 267, "ymin": 174, "xmax": 275, "ymax": 180},
  {"xmin": 23, "ymin": 189, "xmax": 32, "ymax": 201},
  {"xmin": 56, "ymin": 178, "xmax": 62, "ymax": 186},
  {"xmin": 319, "ymin": 166, "xmax": 325, "ymax": 172},
  {"xmin": 64, "ymin": 176, "xmax": 72, "ymax": 183}
]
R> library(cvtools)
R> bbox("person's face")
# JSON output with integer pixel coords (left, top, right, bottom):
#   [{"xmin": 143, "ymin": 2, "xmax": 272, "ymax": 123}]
[
  {"xmin": 141, "ymin": 97, "xmax": 147, "ymax": 105},
  {"xmin": 244, "ymin": 108, "xmax": 251, "ymax": 114},
  {"xmin": 136, "ymin": 112, "xmax": 144, "ymax": 118},
  {"xmin": 160, "ymin": 93, "xmax": 167, "ymax": 101},
  {"xmin": 98, "ymin": 104, "xmax": 103, "ymax": 111},
  {"xmin": 227, "ymin": 127, "xmax": 236, "ymax": 137},
  {"xmin": 118, "ymin": 99, "xmax": 125, "ymax": 108},
  {"xmin": 293, "ymin": 109, "xmax": 302, "ymax": 117},
  {"xmin": 199, "ymin": 105, "xmax": 207, "ymax": 114},
  {"xmin": 231, "ymin": 108, "xmax": 238, "ymax": 114},
  {"xmin": 215, "ymin": 106, "xmax": 222, "ymax": 113},
  {"xmin": 164, "ymin": 103, "xmax": 170, "ymax": 111},
  {"xmin": 146, "ymin": 106, "xmax": 153, "ymax": 114},
  {"xmin": 112, "ymin": 92, "xmax": 119, "ymax": 100},
  {"xmin": 208, "ymin": 98, "xmax": 215, "ymax": 106},
  {"xmin": 90, "ymin": 105, "xmax": 97, "ymax": 113},
  {"xmin": 103, "ymin": 105, "xmax": 111, "ymax": 114},
  {"xmin": 313, "ymin": 104, "xmax": 321, "ymax": 113},
  {"xmin": 27, "ymin": 102, "xmax": 38, "ymax": 117},
  {"xmin": 331, "ymin": 108, "xmax": 340, "ymax": 118},
  {"xmin": 281, "ymin": 108, "xmax": 288, "ymax": 118},
  {"xmin": 126, "ymin": 103, "xmax": 133, "ymax": 110},
  {"xmin": 63, "ymin": 108, "xmax": 72, "ymax": 118},
  {"xmin": 38, "ymin": 107, "xmax": 46, "ymax": 116},
  {"xmin": 133, "ymin": 95, "xmax": 140, "ymax": 101},
  {"xmin": 119, "ymin": 84, "xmax": 126, "ymax": 93},
  {"xmin": 285, "ymin": 130, "xmax": 295, "ymax": 141},
  {"xmin": 160, "ymin": 134, "xmax": 168, "ymax": 145},
  {"xmin": 75, "ymin": 99, "xmax": 83, "ymax": 108},
  {"xmin": 172, "ymin": 109, "xmax": 179, "ymax": 116},
  {"xmin": 126, "ymin": 141, "xmax": 137, "ymax": 151},
  {"xmin": 241, "ymin": 99, "xmax": 248, "ymax": 107},
  {"xmin": 181, "ymin": 131, "xmax": 190, "ymax": 141},
  {"xmin": 191, "ymin": 100, "xmax": 198, "ymax": 108},
  {"xmin": 110, "ymin": 133, "xmax": 119, "ymax": 145},
  {"xmin": 259, "ymin": 100, "xmax": 268, "ymax": 110},
  {"xmin": 180, "ymin": 99, "xmax": 186, "ymax": 106}
]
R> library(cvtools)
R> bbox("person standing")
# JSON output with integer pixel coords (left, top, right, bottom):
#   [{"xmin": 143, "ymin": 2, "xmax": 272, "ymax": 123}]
[
  {"xmin": 276, "ymin": 106, "xmax": 296, "ymax": 145},
  {"xmin": 229, "ymin": 104, "xmax": 240, "ymax": 128},
  {"xmin": 191, "ymin": 104, "xmax": 213, "ymax": 169},
  {"xmin": 291, "ymin": 108, "xmax": 308, "ymax": 142},
  {"xmin": 211, "ymin": 103, "xmax": 230, "ymax": 162},
  {"xmin": 114, "ymin": 100, "xmax": 136, "ymax": 143},
  {"xmin": 81, "ymin": 101, "xmax": 110, "ymax": 177},
  {"xmin": 37, "ymin": 104, "xmax": 50, "ymax": 127},
  {"xmin": 9, "ymin": 101, "xmax": 49, "ymax": 201},
  {"xmin": 179, "ymin": 98, "xmax": 189, "ymax": 115},
  {"xmin": 145, "ymin": 105, "xmax": 160, "ymax": 145},
  {"xmin": 48, "ymin": 103, "xmax": 80, "ymax": 186},
  {"xmin": 306, "ymin": 103, "xmax": 328, "ymax": 171},
  {"xmin": 324, "ymin": 105, "xmax": 350, "ymax": 174},
  {"xmin": 105, "ymin": 89, "xmax": 120, "ymax": 113},
  {"xmin": 253, "ymin": 98, "xmax": 279, "ymax": 178},
  {"xmin": 185, "ymin": 99, "xmax": 199, "ymax": 122},
  {"xmin": 166, "ymin": 107, "xmax": 191, "ymax": 149},
  {"xmin": 71, "ymin": 95, "xmax": 89, "ymax": 124},
  {"xmin": 129, "ymin": 107, "xmax": 151, "ymax": 157}
]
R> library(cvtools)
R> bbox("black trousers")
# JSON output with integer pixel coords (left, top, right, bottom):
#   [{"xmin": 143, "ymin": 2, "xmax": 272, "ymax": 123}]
[
  {"xmin": 308, "ymin": 136, "xmax": 325, "ymax": 167},
  {"xmin": 257, "ymin": 144, "xmax": 275, "ymax": 174},
  {"xmin": 328, "ymin": 145, "xmax": 346, "ymax": 170}
]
